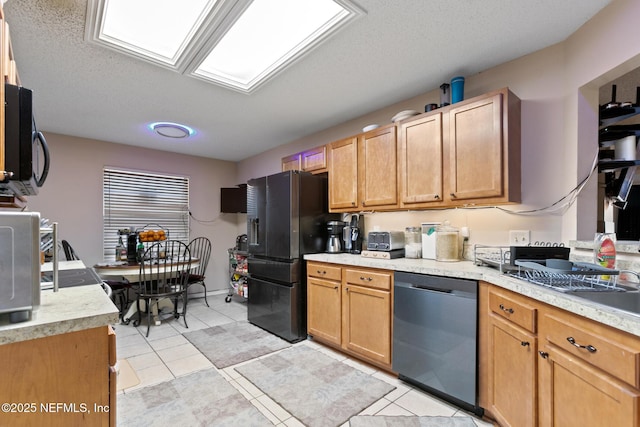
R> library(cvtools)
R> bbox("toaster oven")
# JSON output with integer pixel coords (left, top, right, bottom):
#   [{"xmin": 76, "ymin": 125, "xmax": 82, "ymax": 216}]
[{"xmin": 0, "ymin": 211, "xmax": 41, "ymax": 323}]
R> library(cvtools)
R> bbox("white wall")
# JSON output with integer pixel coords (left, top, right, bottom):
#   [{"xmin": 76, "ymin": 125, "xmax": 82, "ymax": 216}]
[
  {"xmin": 237, "ymin": 0, "xmax": 640, "ymax": 249},
  {"xmin": 21, "ymin": 132, "xmax": 241, "ymax": 292}
]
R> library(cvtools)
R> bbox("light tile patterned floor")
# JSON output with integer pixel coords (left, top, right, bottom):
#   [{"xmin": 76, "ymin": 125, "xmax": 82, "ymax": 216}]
[{"xmin": 115, "ymin": 291, "xmax": 495, "ymax": 427}]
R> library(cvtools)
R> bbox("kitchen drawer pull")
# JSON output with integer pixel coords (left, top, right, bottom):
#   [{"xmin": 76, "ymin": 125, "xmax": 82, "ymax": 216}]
[
  {"xmin": 316, "ymin": 270, "xmax": 326, "ymax": 275},
  {"xmin": 521, "ymin": 341, "xmax": 530, "ymax": 347},
  {"xmin": 499, "ymin": 303, "xmax": 514, "ymax": 314},
  {"xmin": 360, "ymin": 276, "xmax": 373, "ymax": 281},
  {"xmin": 539, "ymin": 351, "xmax": 549, "ymax": 359},
  {"xmin": 566, "ymin": 337, "xmax": 597, "ymax": 353}
]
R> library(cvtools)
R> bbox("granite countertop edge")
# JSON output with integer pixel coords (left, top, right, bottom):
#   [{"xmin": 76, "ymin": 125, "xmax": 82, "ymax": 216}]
[
  {"xmin": 305, "ymin": 253, "xmax": 640, "ymax": 338},
  {"xmin": 0, "ymin": 285, "xmax": 119, "ymax": 345}
]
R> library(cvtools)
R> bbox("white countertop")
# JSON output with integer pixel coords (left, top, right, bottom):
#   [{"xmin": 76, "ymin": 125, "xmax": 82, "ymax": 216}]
[
  {"xmin": 0, "ymin": 284, "xmax": 119, "ymax": 345},
  {"xmin": 305, "ymin": 253, "xmax": 640, "ymax": 338}
]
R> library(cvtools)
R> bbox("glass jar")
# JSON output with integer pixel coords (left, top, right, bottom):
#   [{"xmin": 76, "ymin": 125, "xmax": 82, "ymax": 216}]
[
  {"xmin": 404, "ymin": 227, "xmax": 422, "ymax": 258},
  {"xmin": 435, "ymin": 223, "xmax": 459, "ymax": 262}
]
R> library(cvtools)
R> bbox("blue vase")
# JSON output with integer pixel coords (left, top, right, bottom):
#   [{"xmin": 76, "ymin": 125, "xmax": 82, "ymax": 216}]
[{"xmin": 451, "ymin": 76, "xmax": 465, "ymax": 104}]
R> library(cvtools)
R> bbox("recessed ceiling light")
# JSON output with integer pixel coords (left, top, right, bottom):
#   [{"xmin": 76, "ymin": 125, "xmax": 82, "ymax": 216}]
[
  {"xmin": 149, "ymin": 122, "xmax": 195, "ymax": 139},
  {"xmin": 85, "ymin": 0, "xmax": 364, "ymax": 93}
]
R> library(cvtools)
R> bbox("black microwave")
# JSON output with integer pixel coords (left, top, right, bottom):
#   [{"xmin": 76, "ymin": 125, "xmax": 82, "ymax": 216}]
[{"xmin": 0, "ymin": 83, "xmax": 50, "ymax": 196}]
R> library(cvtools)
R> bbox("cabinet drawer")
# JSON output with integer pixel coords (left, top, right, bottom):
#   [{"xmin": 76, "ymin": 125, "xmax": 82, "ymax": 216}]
[
  {"xmin": 345, "ymin": 268, "xmax": 391, "ymax": 291},
  {"xmin": 488, "ymin": 288, "xmax": 536, "ymax": 333},
  {"xmin": 541, "ymin": 312, "xmax": 640, "ymax": 388},
  {"xmin": 307, "ymin": 262, "xmax": 342, "ymax": 281}
]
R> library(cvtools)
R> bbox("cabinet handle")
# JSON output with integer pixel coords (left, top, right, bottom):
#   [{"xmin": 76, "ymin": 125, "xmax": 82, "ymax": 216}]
[
  {"xmin": 521, "ymin": 341, "xmax": 530, "ymax": 347},
  {"xmin": 538, "ymin": 351, "xmax": 549, "ymax": 359},
  {"xmin": 566, "ymin": 337, "xmax": 597, "ymax": 353},
  {"xmin": 360, "ymin": 276, "xmax": 373, "ymax": 281},
  {"xmin": 450, "ymin": 193, "xmax": 457, "ymax": 198},
  {"xmin": 499, "ymin": 303, "xmax": 514, "ymax": 314},
  {"xmin": 434, "ymin": 194, "xmax": 440, "ymax": 199},
  {"xmin": 316, "ymin": 270, "xmax": 326, "ymax": 275},
  {"xmin": 351, "ymin": 202, "xmax": 356, "ymax": 206},
  {"xmin": 333, "ymin": 285, "xmax": 339, "ymax": 290}
]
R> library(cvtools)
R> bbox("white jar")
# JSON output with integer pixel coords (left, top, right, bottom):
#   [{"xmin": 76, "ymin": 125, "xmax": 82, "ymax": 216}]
[{"xmin": 404, "ymin": 227, "xmax": 422, "ymax": 258}]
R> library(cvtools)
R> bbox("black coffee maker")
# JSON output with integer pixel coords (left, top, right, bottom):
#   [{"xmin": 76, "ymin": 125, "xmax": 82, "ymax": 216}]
[
  {"xmin": 127, "ymin": 232, "xmax": 139, "ymax": 264},
  {"xmin": 344, "ymin": 214, "xmax": 364, "ymax": 254}
]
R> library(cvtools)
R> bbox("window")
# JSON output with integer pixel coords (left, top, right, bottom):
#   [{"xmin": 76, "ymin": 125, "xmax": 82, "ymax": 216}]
[{"xmin": 103, "ymin": 168, "xmax": 190, "ymax": 261}]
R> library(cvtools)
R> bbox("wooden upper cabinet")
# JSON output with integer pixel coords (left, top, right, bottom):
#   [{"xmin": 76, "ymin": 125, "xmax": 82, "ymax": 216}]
[
  {"xmin": 398, "ymin": 112, "xmax": 444, "ymax": 208},
  {"xmin": 448, "ymin": 93, "xmax": 503, "ymax": 200},
  {"xmin": 302, "ymin": 145, "xmax": 327, "ymax": 172},
  {"xmin": 447, "ymin": 88, "xmax": 521, "ymax": 205},
  {"xmin": 282, "ymin": 153, "xmax": 301, "ymax": 172},
  {"xmin": 281, "ymin": 145, "xmax": 328, "ymax": 174},
  {"xmin": 358, "ymin": 124, "xmax": 398, "ymax": 210},
  {"xmin": 328, "ymin": 136, "xmax": 359, "ymax": 211}
]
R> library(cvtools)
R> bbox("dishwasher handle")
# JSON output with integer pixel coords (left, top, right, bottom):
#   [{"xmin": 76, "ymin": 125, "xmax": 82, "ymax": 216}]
[{"xmin": 411, "ymin": 284, "xmax": 452, "ymax": 294}]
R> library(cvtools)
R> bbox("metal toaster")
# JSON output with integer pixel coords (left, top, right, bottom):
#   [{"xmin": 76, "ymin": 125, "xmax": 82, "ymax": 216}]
[{"xmin": 367, "ymin": 231, "xmax": 405, "ymax": 251}]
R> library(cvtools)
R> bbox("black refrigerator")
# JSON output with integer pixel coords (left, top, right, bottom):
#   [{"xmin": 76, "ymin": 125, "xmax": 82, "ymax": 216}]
[{"xmin": 246, "ymin": 170, "xmax": 337, "ymax": 342}]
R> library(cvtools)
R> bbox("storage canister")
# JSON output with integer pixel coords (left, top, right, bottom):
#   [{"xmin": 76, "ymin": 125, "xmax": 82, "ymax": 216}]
[
  {"xmin": 435, "ymin": 222, "xmax": 460, "ymax": 262},
  {"xmin": 404, "ymin": 227, "xmax": 422, "ymax": 258}
]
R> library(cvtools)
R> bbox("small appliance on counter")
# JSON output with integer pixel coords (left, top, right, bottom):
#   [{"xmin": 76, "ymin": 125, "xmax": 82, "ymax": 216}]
[
  {"xmin": 343, "ymin": 214, "xmax": 364, "ymax": 254},
  {"xmin": 364, "ymin": 230, "xmax": 405, "ymax": 258},
  {"xmin": 0, "ymin": 211, "xmax": 41, "ymax": 323},
  {"xmin": 326, "ymin": 220, "xmax": 345, "ymax": 253},
  {"xmin": 367, "ymin": 230, "xmax": 405, "ymax": 251}
]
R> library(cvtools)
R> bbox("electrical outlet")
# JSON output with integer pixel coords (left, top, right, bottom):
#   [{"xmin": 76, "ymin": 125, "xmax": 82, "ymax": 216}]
[{"xmin": 509, "ymin": 230, "xmax": 530, "ymax": 246}]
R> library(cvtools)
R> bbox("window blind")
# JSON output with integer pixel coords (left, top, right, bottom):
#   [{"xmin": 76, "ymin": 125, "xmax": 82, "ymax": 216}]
[{"xmin": 102, "ymin": 168, "xmax": 190, "ymax": 261}]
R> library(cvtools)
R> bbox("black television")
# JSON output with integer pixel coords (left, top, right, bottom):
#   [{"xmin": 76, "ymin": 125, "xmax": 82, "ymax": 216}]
[{"xmin": 220, "ymin": 185, "xmax": 247, "ymax": 213}]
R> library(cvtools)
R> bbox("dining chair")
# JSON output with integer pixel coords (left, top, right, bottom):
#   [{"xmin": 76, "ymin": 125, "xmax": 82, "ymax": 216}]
[
  {"xmin": 61, "ymin": 240, "xmax": 80, "ymax": 261},
  {"xmin": 186, "ymin": 237, "xmax": 212, "ymax": 307},
  {"xmin": 133, "ymin": 240, "xmax": 192, "ymax": 337}
]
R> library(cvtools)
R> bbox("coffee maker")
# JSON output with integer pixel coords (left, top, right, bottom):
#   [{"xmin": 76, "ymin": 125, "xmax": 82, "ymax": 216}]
[
  {"xmin": 343, "ymin": 214, "xmax": 364, "ymax": 254},
  {"xmin": 326, "ymin": 221, "xmax": 345, "ymax": 253}
]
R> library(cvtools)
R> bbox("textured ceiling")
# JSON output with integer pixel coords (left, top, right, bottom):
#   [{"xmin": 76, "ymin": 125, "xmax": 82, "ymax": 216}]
[{"xmin": 4, "ymin": 0, "xmax": 611, "ymax": 161}]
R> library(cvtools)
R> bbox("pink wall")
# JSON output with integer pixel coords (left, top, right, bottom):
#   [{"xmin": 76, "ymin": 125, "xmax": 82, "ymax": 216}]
[{"xmin": 22, "ymin": 132, "xmax": 241, "ymax": 292}]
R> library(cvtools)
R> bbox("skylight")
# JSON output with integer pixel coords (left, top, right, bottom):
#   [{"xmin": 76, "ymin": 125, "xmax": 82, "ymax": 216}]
[{"xmin": 86, "ymin": 0, "xmax": 364, "ymax": 93}]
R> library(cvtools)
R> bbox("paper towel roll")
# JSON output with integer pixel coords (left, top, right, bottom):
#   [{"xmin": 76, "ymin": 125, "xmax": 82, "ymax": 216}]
[{"xmin": 615, "ymin": 135, "xmax": 637, "ymax": 160}]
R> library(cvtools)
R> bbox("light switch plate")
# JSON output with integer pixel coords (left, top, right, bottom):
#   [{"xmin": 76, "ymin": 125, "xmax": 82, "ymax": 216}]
[{"xmin": 509, "ymin": 230, "xmax": 530, "ymax": 246}]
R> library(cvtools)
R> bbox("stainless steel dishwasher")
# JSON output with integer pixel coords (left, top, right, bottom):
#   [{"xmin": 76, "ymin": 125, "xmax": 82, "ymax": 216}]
[{"xmin": 392, "ymin": 272, "xmax": 483, "ymax": 416}]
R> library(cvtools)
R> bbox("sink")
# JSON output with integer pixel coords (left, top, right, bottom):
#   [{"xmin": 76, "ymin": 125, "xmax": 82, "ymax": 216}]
[{"xmin": 568, "ymin": 289, "xmax": 640, "ymax": 316}]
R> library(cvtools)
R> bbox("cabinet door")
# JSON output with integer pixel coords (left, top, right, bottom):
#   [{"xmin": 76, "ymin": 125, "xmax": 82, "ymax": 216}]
[
  {"xmin": 282, "ymin": 153, "xmax": 301, "ymax": 172},
  {"xmin": 307, "ymin": 276, "xmax": 342, "ymax": 346},
  {"xmin": 0, "ymin": 327, "xmax": 112, "ymax": 427},
  {"xmin": 538, "ymin": 343, "xmax": 640, "ymax": 427},
  {"xmin": 328, "ymin": 136, "xmax": 359, "ymax": 211},
  {"xmin": 398, "ymin": 113, "xmax": 444, "ymax": 207},
  {"xmin": 489, "ymin": 315, "xmax": 537, "ymax": 427},
  {"xmin": 302, "ymin": 145, "xmax": 327, "ymax": 173},
  {"xmin": 359, "ymin": 125, "xmax": 398, "ymax": 209},
  {"xmin": 342, "ymin": 283, "xmax": 391, "ymax": 366},
  {"xmin": 448, "ymin": 93, "xmax": 504, "ymax": 201}
]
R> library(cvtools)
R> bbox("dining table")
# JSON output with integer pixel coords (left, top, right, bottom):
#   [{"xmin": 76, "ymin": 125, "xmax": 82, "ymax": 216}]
[{"xmin": 93, "ymin": 257, "xmax": 199, "ymax": 326}]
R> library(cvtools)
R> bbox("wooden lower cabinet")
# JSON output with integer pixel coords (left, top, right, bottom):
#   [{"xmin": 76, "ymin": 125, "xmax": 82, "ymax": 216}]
[
  {"xmin": 307, "ymin": 261, "xmax": 392, "ymax": 370},
  {"xmin": 0, "ymin": 326, "xmax": 116, "ymax": 427},
  {"xmin": 480, "ymin": 282, "xmax": 640, "ymax": 427},
  {"xmin": 342, "ymin": 283, "xmax": 391, "ymax": 366},
  {"xmin": 488, "ymin": 314, "xmax": 537, "ymax": 427},
  {"xmin": 538, "ymin": 342, "xmax": 640, "ymax": 427},
  {"xmin": 307, "ymin": 275, "xmax": 342, "ymax": 346}
]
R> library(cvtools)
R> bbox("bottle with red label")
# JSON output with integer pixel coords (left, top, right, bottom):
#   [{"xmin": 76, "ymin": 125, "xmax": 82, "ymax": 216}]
[{"xmin": 594, "ymin": 232, "xmax": 616, "ymax": 272}]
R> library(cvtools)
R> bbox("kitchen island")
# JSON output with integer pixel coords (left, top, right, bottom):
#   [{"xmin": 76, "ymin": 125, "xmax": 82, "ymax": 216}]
[{"xmin": 0, "ymin": 282, "xmax": 119, "ymax": 427}]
